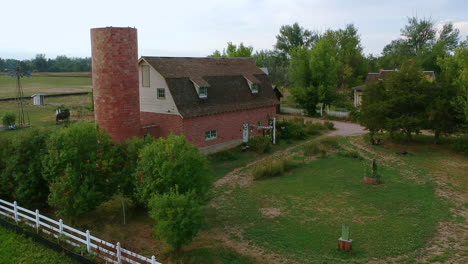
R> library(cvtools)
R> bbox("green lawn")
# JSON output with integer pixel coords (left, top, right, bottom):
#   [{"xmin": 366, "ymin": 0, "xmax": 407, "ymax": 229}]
[
  {"xmin": 0, "ymin": 74, "xmax": 91, "ymax": 98},
  {"xmin": 0, "ymin": 225, "xmax": 76, "ymax": 264},
  {"xmin": 209, "ymin": 138, "xmax": 455, "ymax": 263}
]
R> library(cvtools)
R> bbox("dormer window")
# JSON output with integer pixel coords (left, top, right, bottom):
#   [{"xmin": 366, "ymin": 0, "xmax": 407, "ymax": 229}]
[
  {"xmin": 245, "ymin": 77, "xmax": 259, "ymax": 94},
  {"xmin": 251, "ymin": 83, "xmax": 259, "ymax": 94},
  {"xmin": 199, "ymin": 87, "xmax": 208, "ymax": 98}
]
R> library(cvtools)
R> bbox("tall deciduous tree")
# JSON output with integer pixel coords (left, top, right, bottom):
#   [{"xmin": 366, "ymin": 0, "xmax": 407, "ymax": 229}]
[
  {"xmin": 401, "ymin": 17, "xmax": 436, "ymax": 55},
  {"xmin": 275, "ymin": 22, "xmax": 319, "ymax": 57}
]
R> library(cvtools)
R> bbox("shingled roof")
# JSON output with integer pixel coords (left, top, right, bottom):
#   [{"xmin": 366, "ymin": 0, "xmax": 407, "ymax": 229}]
[
  {"xmin": 141, "ymin": 57, "xmax": 279, "ymax": 118},
  {"xmin": 354, "ymin": 69, "xmax": 436, "ymax": 90}
]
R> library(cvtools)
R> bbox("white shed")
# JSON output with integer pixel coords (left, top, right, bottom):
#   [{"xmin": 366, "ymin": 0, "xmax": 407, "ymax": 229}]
[{"xmin": 32, "ymin": 94, "xmax": 46, "ymax": 106}]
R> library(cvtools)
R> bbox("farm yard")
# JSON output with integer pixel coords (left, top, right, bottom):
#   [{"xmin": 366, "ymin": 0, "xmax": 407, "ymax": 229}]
[{"xmin": 0, "ymin": 74, "xmax": 467, "ymax": 264}]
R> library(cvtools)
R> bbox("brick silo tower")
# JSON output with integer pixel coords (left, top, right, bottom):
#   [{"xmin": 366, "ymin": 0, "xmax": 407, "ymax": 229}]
[{"xmin": 91, "ymin": 27, "xmax": 141, "ymax": 142}]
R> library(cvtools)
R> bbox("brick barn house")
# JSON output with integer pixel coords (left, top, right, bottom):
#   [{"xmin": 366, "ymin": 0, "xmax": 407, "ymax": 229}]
[
  {"xmin": 91, "ymin": 27, "xmax": 279, "ymax": 152},
  {"xmin": 138, "ymin": 57, "xmax": 279, "ymax": 153}
]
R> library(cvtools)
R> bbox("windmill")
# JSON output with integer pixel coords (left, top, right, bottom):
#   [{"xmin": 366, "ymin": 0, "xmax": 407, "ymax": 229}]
[{"xmin": 6, "ymin": 62, "xmax": 31, "ymax": 127}]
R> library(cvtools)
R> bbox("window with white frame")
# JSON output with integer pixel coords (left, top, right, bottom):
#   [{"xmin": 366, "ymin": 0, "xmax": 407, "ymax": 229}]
[
  {"xmin": 142, "ymin": 65, "xmax": 150, "ymax": 87},
  {"xmin": 251, "ymin": 83, "xmax": 259, "ymax": 94},
  {"xmin": 205, "ymin": 129, "xmax": 217, "ymax": 140},
  {"xmin": 199, "ymin": 87, "xmax": 208, "ymax": 98},
  {"xmin": 157, "ymin": 88, "xmax": 165, "ymax": 99}
]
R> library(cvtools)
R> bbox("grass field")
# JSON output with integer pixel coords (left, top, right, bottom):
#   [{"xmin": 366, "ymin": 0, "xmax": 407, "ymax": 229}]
[
  {"xmin": 0, "ymin": 72, "xmax": 91, "ymax": 98},
  {"xmin": 0, "ymin": 94, "xmax": 93, "ymax": 131},
  {"xmin": 0, "ymin": 225, "xmax": 76, "ymax": 264}
]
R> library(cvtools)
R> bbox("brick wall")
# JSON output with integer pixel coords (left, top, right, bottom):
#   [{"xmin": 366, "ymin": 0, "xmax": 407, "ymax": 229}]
[
  {"xmin": 140, "ymin": 112, "xmax": 184, "ymax": 137},
  {"xmin": 91, "ymin": 27, "xmax": 141, "ymax": 142},
  {"xmin": 182, "ymin": 106, "xmax": 277, "ymax": 147},
  {"xmin": 140, "ymin": 106, "xmax": 276, "ymax": 148}
]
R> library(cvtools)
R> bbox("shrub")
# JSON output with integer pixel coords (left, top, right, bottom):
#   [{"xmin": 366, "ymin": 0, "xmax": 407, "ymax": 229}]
[
  {"xmin": 149, "ymin": 189, "xmax": 204, "ymax": 250},
  {"xmin": 7, "ymin": 129, "xmax": 50, "ymax": 207},
  {"xmin": 253, "ymin": 157, "xmax": 299, "ymax": 180},
  {"xmin": 366, "ymin": 159, "xmax": 380, "ymax": 179},
  {"xmin": 303, "ymin": 143, "xmax": 321, "ymax": 156},
  {"xmin": 0, "ymin": 137, "xmax": 14, "ymax": 200},
  {"xmin": 42, "ymin": 123, "xmax": 119, "ymax": 217},
  {"xmin": 304, "ymin": 122, "xmax": 326, "ymax": 135},
  {"xmin": 2, "ymin": 112, "xmax": 15, "ymax": 127},
  {"xmin": 450, "ymin": 136, "xmax": 468, "ymax": 155},
  {"xmin": 276, "ymin": 121, "xmax": 307, "ymax": 141},
  {"xmin": 338, "ymin": 150, "xmax": 362, "ymax": 159},
  {"xmin": 249, "ymin": 135, "xmax": 271, "ymax": 154},
  {"xmin": 209, "ymin": 148, "xmax": 238, "ymax": 162},
  {"xmin": 134, "ymin": 134, "xmax": 211, "ymax": 205},
  {"xmin": 324, "ymin": 121, "xmax": 335, "ymax": 130},
  {"xmin": 318, "ymin": 137, "xmax": 339, "ymax": 149}
]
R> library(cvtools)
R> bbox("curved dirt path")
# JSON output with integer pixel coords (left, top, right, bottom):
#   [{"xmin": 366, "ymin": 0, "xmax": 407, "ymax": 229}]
[{"xmin": 215, "ymin": 116, "xmax": 366, "ymax": 188}]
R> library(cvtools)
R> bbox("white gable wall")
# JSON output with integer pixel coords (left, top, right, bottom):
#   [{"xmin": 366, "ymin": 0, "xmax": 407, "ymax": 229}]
[{"xmin": 139, "ymin": 60, "xmax": 180, "ymax": 115}]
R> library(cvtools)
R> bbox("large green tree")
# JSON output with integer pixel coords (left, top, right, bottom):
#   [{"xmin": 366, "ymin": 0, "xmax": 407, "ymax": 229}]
[
  {"xmin": 42, "ymin": 123, "xmax": 119, "ymax": 217},
  {"xmin": 134, "ymin": 134, "xmax": 211, "ymax": 205},
  {"xmin": 275, "ymin": 22, "xmax": 319, "ymax": 57}
]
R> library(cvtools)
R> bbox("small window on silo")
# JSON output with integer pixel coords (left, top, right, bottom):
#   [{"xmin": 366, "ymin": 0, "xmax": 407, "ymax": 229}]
[{"xmin": 142, "ymin": 65, "xmax": 150, "ymax": 87}]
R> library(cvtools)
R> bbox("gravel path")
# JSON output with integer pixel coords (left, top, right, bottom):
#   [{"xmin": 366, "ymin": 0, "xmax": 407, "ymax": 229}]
[{"xmin": 277, "ymin": 114, "xmax": 367, "ymax": 137}]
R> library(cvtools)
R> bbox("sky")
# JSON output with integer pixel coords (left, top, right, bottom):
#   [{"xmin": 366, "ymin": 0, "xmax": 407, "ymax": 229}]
[{"xmin": 1, "ymin": 0, "xmax": 467, "ymax": 60}]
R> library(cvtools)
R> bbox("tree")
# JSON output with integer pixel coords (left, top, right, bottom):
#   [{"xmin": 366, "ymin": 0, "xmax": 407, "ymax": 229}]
[
  {"xmin": 425, "ymin": 81, "xmax": 460, "ymax": 142},
  {"xmin": 309, "ymin": 31, "xmax": 341, "ymax": 109},
  {"xmin": 438, "ymin": 41, "xmax": 468, "ymax": 124},
  {"xmin": 401, "ymin": 17, "xmax": 436, "ymax": 55},
  {"xmin": 437, "ymin": 22, "xmax": 460, "ymax": 52},
  {"xmin": 134, "ymin": 134, "xmax": 211, "ymax": 205},
  {"xmin": 32, "ymin": 54, "xmax": 48, "ymax": 72},
  {"xmin": 149, "ymin": 189, "xmax": 204, "ymax": 250},
  {"xmin": 359, "ymin": 81, "xmax": 391, "ymax": 143},
  {"xmin": 118, "ymin": 136, "xmax": 155, "ymax": 198},
  {"xmin": 209, "ymin": 42, "xmax": 253, "ymax": 58},
  {"xmin": 275, "ymin": 22, "xmax": 318, "ymax": 56},
  {"xmin": 335, "ymin": 24, "xmax": 367, "ymax": 90},
  {"xmin": 288, "ymin": 47, "xmax": 319, "ymax": 115},
  {"xmin": 6, "ymin": 129, "xmax": 50, "ymax": 207},
  {"xmin": 254, "ymin": 49, "xmax": 289, "ymax": 87},
  {"xmin": 42, "ymin": 123, "xmax": 118, "ymax": 217}
]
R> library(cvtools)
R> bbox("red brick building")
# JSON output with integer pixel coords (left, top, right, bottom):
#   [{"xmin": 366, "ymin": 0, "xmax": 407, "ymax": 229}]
[
  {"xmin": 91, "ymin": 27, "xmax": 279, "ymax": 152},
  {"xmin": 139, "ymin": 57, "xmax": 279, "ymax": 153}
]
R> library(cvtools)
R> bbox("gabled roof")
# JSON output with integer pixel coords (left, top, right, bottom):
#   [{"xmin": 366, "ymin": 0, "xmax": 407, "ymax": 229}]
[
  {"xmin": 141, "ymin": 57, "xmax": 265, "ymax": 87},
  {"xmin": 140, "ymin": 57, "xmax": 279, "ymax": 118}
]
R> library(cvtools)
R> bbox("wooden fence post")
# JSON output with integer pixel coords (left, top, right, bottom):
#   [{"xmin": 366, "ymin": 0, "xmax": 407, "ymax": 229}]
[
  {"xmin": 13, "ymin": 201, "xmax": 18, "ymax": 223},
  {"xmin": 35, "ymin": 209, "xmax": 40, "ymax": 233},
  {"xmin": 59, "ymin": 219, "xmax": 63, "ymax": 235},
  {"xmin": 116, "ymin": 242, "xmax": 122, "ymax": 264},
  {"xmin": 86, "ymin": 230, "xmax": 91, "ymax": 253}
]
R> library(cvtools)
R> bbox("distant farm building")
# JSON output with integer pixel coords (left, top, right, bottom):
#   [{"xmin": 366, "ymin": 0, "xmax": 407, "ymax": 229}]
[
  {"xmin": 31, "ymin": 94, "xmax": 45, "ymax": 106},
  {"xmin": 91, "ymin": 27, "xmax": 279, "ymax": 152},
  {"xmin": 352, "ymin": 69, "xmax": 435, "ymax": 107}
]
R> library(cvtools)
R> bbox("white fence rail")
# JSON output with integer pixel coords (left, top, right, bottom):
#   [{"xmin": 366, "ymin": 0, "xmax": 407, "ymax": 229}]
[
  {"xmin": 0, "ymin": 199, "xmax": 161, "ymax": 264},
  {"xmin": 325, "ymin": 110, "xmax": 350, "ymax": 118}
]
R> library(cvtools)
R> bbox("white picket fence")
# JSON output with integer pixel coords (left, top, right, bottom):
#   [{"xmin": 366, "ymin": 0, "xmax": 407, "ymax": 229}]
[
  {"xmin": 0, "ymin": 199, "xmax": 161, "ymax": 264},
  {"xmin": 325, "ymin": 110, "xmax": 350, "ymax": 119}
]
